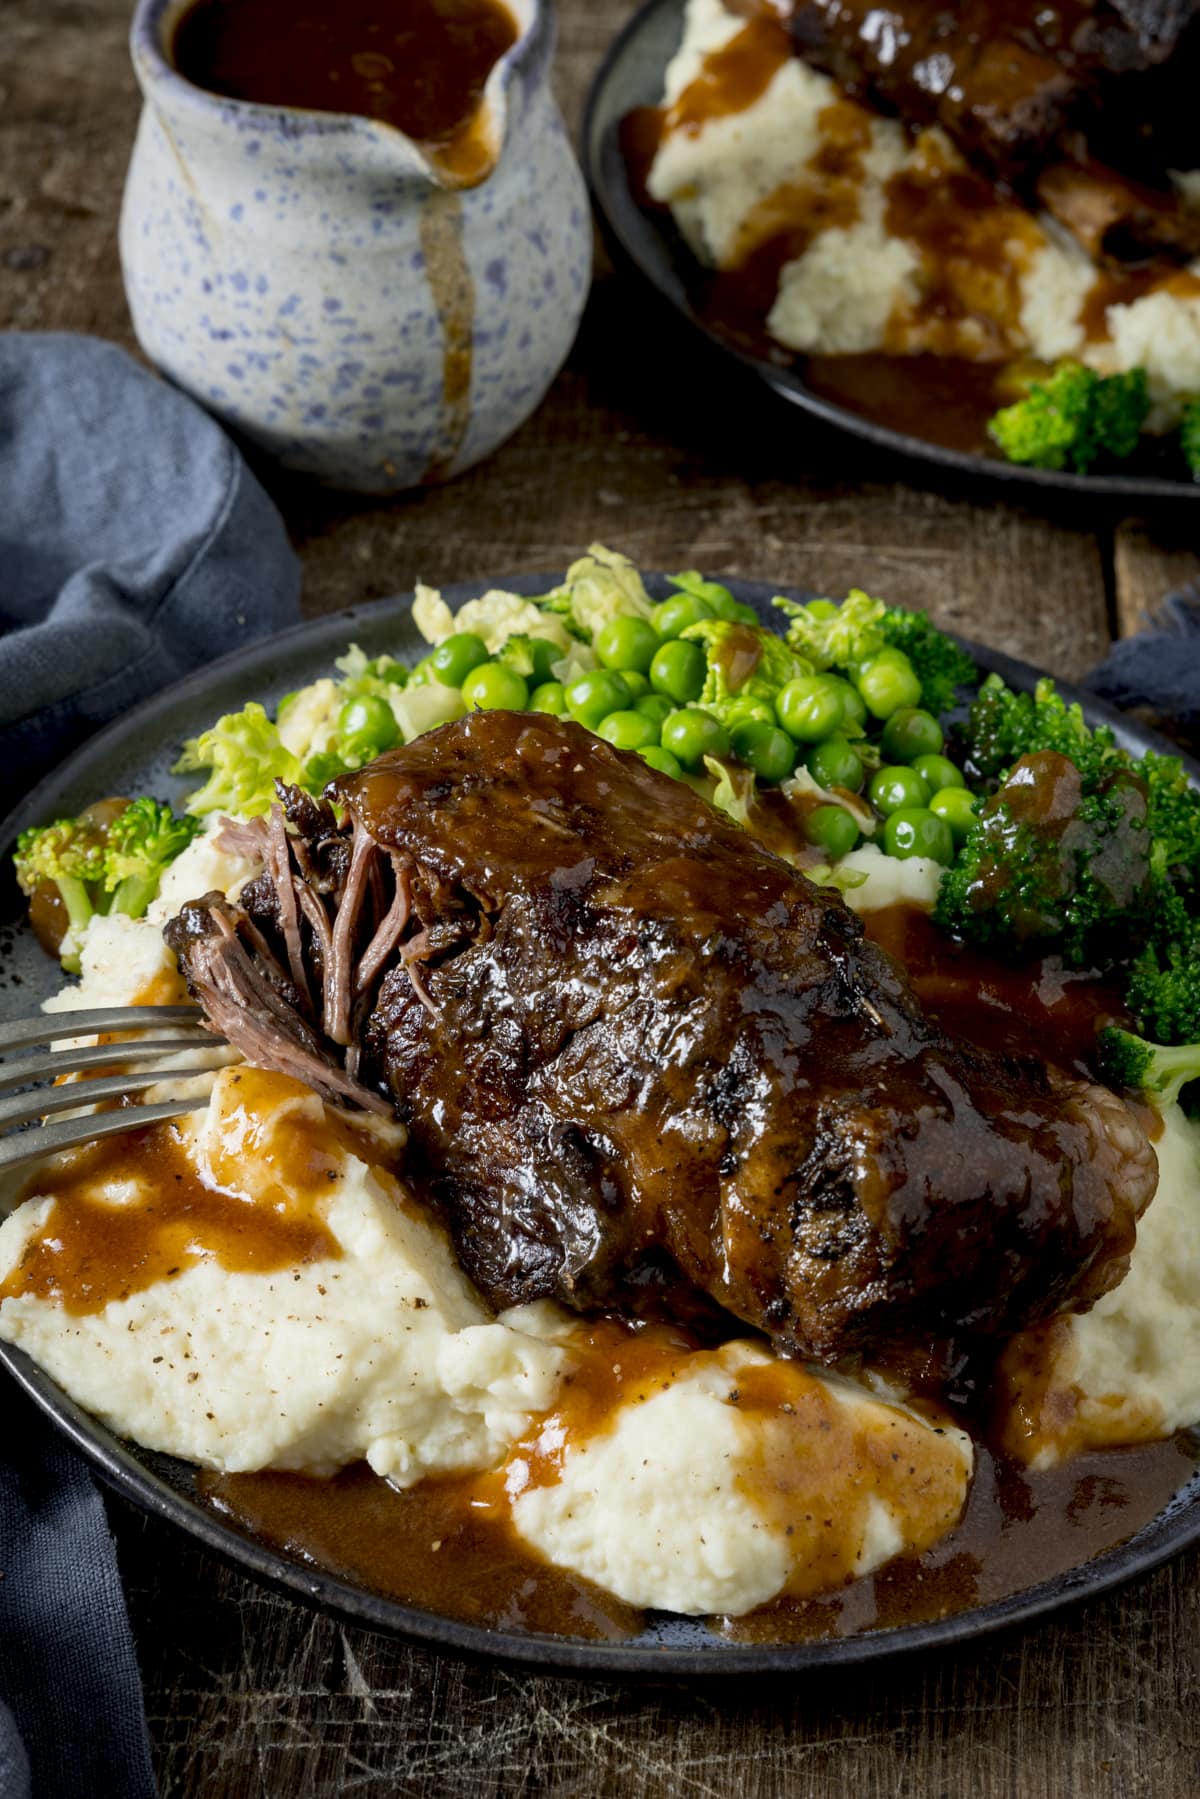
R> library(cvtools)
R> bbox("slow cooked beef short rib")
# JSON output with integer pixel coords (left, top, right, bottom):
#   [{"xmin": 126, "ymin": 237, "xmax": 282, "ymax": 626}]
[
  {"xmin": 164, "ymin": 712, "xmax": 1158, "ymax": 1364},
  {"xmin": 777, "ymin": 0, "xmax": 1200, "ymax": 261}
]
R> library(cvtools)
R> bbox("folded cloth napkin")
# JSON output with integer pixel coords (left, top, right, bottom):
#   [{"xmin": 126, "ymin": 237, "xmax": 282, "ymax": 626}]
[
  {"xmin": 0, "ymin": 1387, "xmax": 156, "ymax": 1799},
  {"xmin": 1083, "ymin": 585, "xmax": 1200, "ymax": 745},
  {"xmin": 0, "ymin": 332, "xmax": 300, "ymax": 788},
  {"xmin": 0, "ymin": 332, "xmax": 301, "ymax": 1798}
]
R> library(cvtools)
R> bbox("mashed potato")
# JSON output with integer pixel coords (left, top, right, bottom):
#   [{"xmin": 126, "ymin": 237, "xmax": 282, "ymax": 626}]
[
  {"xmin": 1002, "ymin": 1102, "xmax": 1200, "ymax": 1468},
  {"xmin": 829, "ymin": 841, "xmax": 943, "ymax": 915},
  {"xmin": 509, "ymin": 1341, "xmax": 972, "ymax": 1615},
  {"xmin": 649, "ymin": 0, "xmax": 1200, "ymax": 421},
  {"xmin": 0, "ymin": 1066, "xmax": 568, "ymax": 1480}
]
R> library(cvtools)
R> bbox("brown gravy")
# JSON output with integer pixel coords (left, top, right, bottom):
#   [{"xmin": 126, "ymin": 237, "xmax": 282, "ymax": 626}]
[
  {"xmin": 200, "ymin": 1432, "xmax": 1196, "ymax": 1645},
  {"xmin": 0, "ymin": 1068, "xmax": 348, "ymax": 1316},
  {"xmin": 200, "ymin": 1461, "xmax": 642, "ymax": 1640},
  {"xmin": 172, "ymin": 0, "xmax": 518, "ymax": 182},
  {"xmin": 721, "ymin": 1433, "xmax": 1196, "ymax": 1642},
  {"xmin": 862, "ymin": 903, "xmax": 1127, "ymax": 1072}
]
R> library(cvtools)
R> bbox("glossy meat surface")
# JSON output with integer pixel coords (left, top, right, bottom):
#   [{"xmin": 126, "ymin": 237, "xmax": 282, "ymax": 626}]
[
  {"xmin": 166, "ymin": 713, "xmax": 1158, "ymax": 1363},
  {"xmin": 780, "ymin": 0, "xmax": 1200, "ymax": 257}
]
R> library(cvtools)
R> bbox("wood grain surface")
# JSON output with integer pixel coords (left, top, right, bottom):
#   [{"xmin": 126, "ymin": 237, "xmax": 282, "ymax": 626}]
[{"xmin": 3, "ymin": 2, "xmax": 1200, "ymax": 1794}]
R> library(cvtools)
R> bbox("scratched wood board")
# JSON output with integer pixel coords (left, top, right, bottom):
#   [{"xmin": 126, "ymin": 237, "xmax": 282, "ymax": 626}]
[{"xmin": 3, "ymin": 1, "xmax": 1200, "ymax": 1793}]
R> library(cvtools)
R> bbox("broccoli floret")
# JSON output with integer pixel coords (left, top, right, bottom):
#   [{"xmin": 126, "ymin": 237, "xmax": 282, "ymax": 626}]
[
  {"xmin": 989, "ymin": 363, "xmax": 1093, "ymax": 470},
  {"xmin": 175, "ymin": 702, "xmax": 302, "ymax": 819},
  {"xmin": 1096, "ymin": 1027, "xmax": 1200, "ymax": 1109},
  {"xmin": 877, "ymin": 609, "xmax": 977, "ymax": 716},
  {"xmin": 681, "ymin": 617, "xmax": 809, "ymax": 731},
  {"xmin": 1124, "ymin": 887, "xmax": 1200, "ymax": 1045},
  {"xmin": 988, "ymin": 363, "xmax": 1150, "ymax": 473},
  {"xmin": 1141, "ymin": 750, "xmax": 1200, "ymax": 886},
  {"xmin": 955, "ymin": 674, "xmax": 1127, "ymax": 788},
  {"xmin": 14, "ymin": 798, "xmax": 198, "ymax": 972},
  {"xmin": 933, "ymin": 753, "xmax": 1153, "ymax": 967},
  {"xmin": 940, "ymin": 672, "xmax": 1200, "ymax": 1049},
  {"xmin": 1182, "ymin": 400, "xmax": 1200, "ymax": 481},
  {"xmin": 102, "ymin": 798, "xmax": 202, "ymax": 918},
  {"xmin": 14, "ymin": 816, "xmax": 109, "ymax": 970}
]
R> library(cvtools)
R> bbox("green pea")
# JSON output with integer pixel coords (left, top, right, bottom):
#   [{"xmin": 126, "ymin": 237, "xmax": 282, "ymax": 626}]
[
  {"xmin": 304, "ymin": 750, "xmax": 349, "ymax": 789},
  {"xmin": 430, "ymin": 631, "xmax": 490, "ymax": 689},
  {"xmin": 775, "ymin": 676, "xmax": 846, "ymax": 744},
  {"xmin": 883, "ymin": 806, "xmax": 954, "ymax": 864},
  {"xmin": 530, "ymin": 680, "xmax": 568, "ymax": 716},
  {"xmin": 730, "ymin": 719, "xmax": 796, "ymax": 784},
  {"xmin": 880, "ymin": 707, "xmax": 944, "ymax": 764},
  {"xmin": 805, "ymin": 599, "xmax": 839, "ymax": 621},
  {"xmin": 930, "ymin": 786, "xmax": 979, "ymax": 840},
  {"xmin": 806, "ymin": 735, "xmax": 864, "ymax": 793},
  {"xmin": 869, "ymin": 765, "xmax": 932, "ymax": 815},
  {"xmin": 341, "ymin": 732, "xmax": 382, "ymax": 770},
  {"xmin": 565, "ymin": 669, "xmax": 633, "ymax": 730},
  {"xmin": 598, "ymin": 709, "xmax": 660, "ymax": 752},
  {"xmin": 854, "ymin": 650, "xmax": 922, "ymax": 720},
  {"xmin": 730, "ymin": 602, "xmax": 761, "ymax": 626},
  {"xmin": 825, "ymin": 676, "xmax": 868, "ymax": 731},
  {"xmin": 639, "ymin": 745, "xmax": 683, "ymax": 779},
  {"xmin": 337, "ymin": 694, "xmax": 398, "ymax": 753},
  {"xmin": 594, "ymin": 615, "xmax": 660, "ymax": 675},
  {"xmin": 461, "ymin": 662, "xmax": 529, "ymax": 712},
  {"xmin": 804, "ymin": 804, "xmax": 860, "ymax": 859},
  {"xmin": 634, "ymin": 693, "xmax": 675, "ymax": 727},
  {"xmin": 912, "ymin": 753, "xmax": 964, "ymax": 792},
  {"xmin": 524, "ymin": 638, "xmax": 562, "ymax": 684},
  {"xmin": 652, "ymin": 593, "xmax": 714, "ymax": 639},
  {"xmin": 407, "ymin": 656, "xmax": 437, "ymax": 687},
  {"xmin": 649, "ymin": 639, "xmax": 706, "ymax": 704},
  {"xmin": 620, "ymin": 670, "xmax": 650, "ymax": 700},
  {"xmin": 661, "ymin": 707, "xmax": 731, "ymax": 770}
]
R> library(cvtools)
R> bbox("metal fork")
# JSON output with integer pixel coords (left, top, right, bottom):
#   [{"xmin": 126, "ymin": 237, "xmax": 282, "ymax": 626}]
[{"xmin": 0, "ymin": 1006, "xmax": 229, "ymax": 1174}]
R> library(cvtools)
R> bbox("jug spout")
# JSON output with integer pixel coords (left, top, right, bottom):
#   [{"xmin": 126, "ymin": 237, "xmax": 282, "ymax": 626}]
[
  {"xmin": 121, "ymin": 0, "xmax": 591, "ymax": 491},
  {"xmin": 132, "ymin": 0, "xmax": 542, "ymax": 192}
]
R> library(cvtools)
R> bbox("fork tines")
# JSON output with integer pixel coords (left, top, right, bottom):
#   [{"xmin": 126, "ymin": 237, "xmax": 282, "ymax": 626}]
[{"xmin": 0, "ymin": 1005, "xmax": 229, "ymax": 1177}]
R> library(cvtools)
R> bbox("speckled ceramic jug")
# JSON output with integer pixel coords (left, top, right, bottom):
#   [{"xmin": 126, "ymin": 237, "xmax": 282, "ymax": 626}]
[{"xmin": 120, "ymin": 0, "xmax": 591, "ymax": 492}]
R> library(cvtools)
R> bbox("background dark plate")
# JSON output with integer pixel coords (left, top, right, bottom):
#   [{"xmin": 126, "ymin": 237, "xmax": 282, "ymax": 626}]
[
  {"xmin": 2, "ymin": 576, "xmax": 1198, "ymax": 1675},
  {"xmin": 583, "ymin": 0, "xmax": 1200, "ymax": 505}
]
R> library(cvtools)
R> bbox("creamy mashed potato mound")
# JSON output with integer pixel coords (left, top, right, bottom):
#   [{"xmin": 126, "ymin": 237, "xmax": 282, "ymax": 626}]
[
  {"xmin": 649, "ymin": 0, "xmax": 1200, "ymax": 419},
  {"xmin": 509, "ymin": 1341, "xmax": 973, "ymax": 1615},
  {"xmin": 0, "ymin": 1066, "xmax": 568, "ymax": 1480}
]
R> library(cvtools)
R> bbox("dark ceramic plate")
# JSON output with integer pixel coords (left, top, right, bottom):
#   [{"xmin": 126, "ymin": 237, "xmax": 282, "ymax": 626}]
[
  {"xmin": 2, "ymin": 577, "xmax": 1199, "ymax": 1675},
  {"xmin": 583, "ymin": 0, "xmax": 1200, "ymax": 504}
]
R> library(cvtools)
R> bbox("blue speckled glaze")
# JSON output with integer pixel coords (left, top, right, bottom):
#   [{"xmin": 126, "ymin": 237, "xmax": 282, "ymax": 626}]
[{"xmin": 119, "ymin": 0, "xmax": 591, "ymax": 492}]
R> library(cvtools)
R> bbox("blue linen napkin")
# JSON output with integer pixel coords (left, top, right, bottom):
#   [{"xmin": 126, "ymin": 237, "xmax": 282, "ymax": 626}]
[
  {"xmin": 1083, "ymin": 585, "xmax": 1200, "ymax": 744},
  {"xmin": 0, "ymin": 332, "xmax": 301, "ymax": 1799},
  {"xmin": 0, "ymin": 332, "xmax": 299, "ymax": 786},
  {"xmin": 0, "ymin": 1387, "xmax": 156, "ymax": 1799}
]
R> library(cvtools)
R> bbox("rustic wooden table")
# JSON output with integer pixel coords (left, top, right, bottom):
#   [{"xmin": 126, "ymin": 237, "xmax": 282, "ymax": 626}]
[{"xmin": 4, "ymin": 1, "xmax": 1200, "ymax": 1793}]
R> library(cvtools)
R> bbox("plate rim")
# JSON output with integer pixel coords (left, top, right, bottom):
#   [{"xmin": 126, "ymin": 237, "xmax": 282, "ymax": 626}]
[
  {"xmin": 581, "ymin": 0, "xmax": 1200, "ymax": 506},
  {"xmin": 2, "ymin": 573, "xmax": 1198, "ymax": 1676}
]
